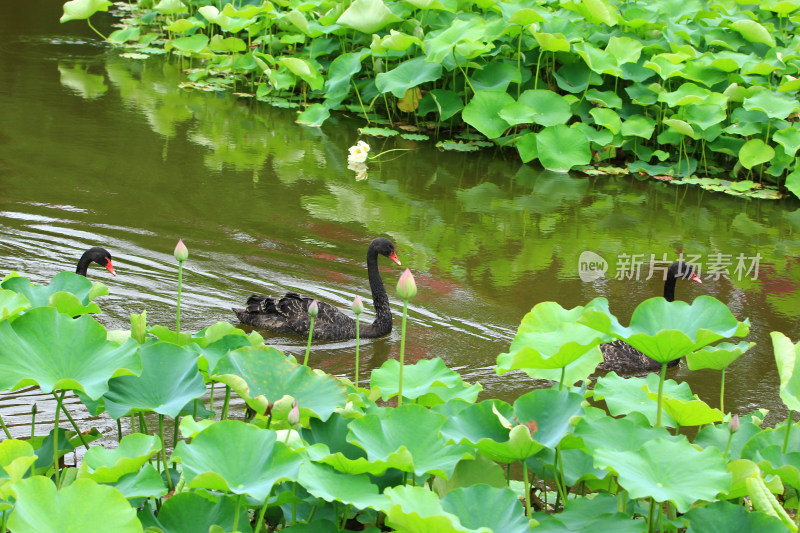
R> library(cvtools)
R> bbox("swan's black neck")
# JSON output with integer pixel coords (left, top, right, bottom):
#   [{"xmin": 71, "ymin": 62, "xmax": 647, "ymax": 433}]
[
  {"xmin": 663, "ymin": 263, "xmax": 690, "ymax": 302},
  {"xmin": 76, "ymin": 255, "xmax": 93, "ymax": 276},
  {"xmin": 663, "ymin": 275, "xmax": 677, "ymax": 302},
  {"xmin": 364, "ymin": 245, "xmax": 392, "ymax": 335}
]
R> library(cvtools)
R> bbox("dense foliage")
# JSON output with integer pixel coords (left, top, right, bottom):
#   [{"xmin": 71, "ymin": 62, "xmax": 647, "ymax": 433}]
[
  {"xmin": 62, "ymin": 0, "xmax": 800, "ymax": 198},
  {"xmin": 0, "ymin": 268, "xmax": 799, "ymax": 532}
]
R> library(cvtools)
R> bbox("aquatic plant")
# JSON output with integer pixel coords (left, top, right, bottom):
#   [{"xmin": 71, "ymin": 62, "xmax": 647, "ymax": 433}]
[{"xmin": 395, "ymin": 268, "xmax": 417, "ymax": 405}]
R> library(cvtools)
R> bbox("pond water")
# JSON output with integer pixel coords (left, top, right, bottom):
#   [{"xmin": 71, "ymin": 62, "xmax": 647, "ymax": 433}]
[{"xmin": 2, "ymin": 2, "xmax": 800, "ymax": 452}]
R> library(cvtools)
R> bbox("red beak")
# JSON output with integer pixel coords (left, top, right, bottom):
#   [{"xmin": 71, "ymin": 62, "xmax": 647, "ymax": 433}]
[
  {"xmin": 106, "ymin": 259, "xmax": 117, "ymax": 276},
  {"xmin": 690, "ymin": 272, "xmax": 702, "ymax": 284},
  {"xmin": 389, "ymin": 252, "xmax": 401, "ymax": 266}
]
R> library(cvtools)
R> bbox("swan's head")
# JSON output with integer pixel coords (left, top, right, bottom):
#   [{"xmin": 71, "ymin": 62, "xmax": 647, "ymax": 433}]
[
  {"xmin": 669, "ymin": 261, "xmax": 701, "ymax": 283},
  {"xmin": 371, "ymin": 237, "xmax": 401, "ymax": 266},
  {"xmin": 83, "ymin": 247, "xmax": 116, "ymax": 276}
]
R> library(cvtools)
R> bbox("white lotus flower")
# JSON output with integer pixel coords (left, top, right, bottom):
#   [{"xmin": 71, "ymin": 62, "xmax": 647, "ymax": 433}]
[{"xmin": 347, "ymin": 140, "xmax": 370, "ymax": 163}]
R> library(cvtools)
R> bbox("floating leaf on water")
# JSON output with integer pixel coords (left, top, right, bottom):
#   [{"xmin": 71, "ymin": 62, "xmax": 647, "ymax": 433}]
[
  {"xmin": 454, "ymin": 132, "xmax": 486, "ymax": 141},
  {"xmin": 358, "ymin": 127, "xmax": 398, "ymax": 137},
  {"xmin": 118, "ymin": 52, "xmax": 149, "ymax": 60},
  {"xmin": 436, "ymin": 140, "xmax": 480, "ymax": 152},
  {"xmin": 400, "ymin": 133, "xmax": 430, "ymax": 141}
]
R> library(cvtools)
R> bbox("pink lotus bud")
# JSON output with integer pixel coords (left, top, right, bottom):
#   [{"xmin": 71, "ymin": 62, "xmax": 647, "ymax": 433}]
[
  {"xmin": 173, "ymin": 239, "xmax": 189, "ymax": 262},
  {"xmin": 308, "ymin": 299, "xmax": 319, "ymax": 318},
  {"xmin": 729, "ymin": 414, "xmax": 740, "ymax": 433},
  {"xmin": 352, "ymin": 295, "xmax": 364, "ymax": 315},
  {"xmin": 288, "ymin": 399, "xmax": 300, "ymax": 426},
  {"xmin": 396, "ymin": 268, "xmax": 417, "ymax": 299}
]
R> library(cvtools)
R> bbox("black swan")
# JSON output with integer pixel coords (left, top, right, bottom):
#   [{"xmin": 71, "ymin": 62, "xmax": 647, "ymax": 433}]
[
  {"xmin": 76, "ymin": 247, "xmax": 116, "ymax": 277},
  {"xmin": 598, "ymin": 260, "xmax": 702, "ymax": 372},
  {"xmin": 232, "ymin": 237, "xmax": 401, "ymax": 340}
]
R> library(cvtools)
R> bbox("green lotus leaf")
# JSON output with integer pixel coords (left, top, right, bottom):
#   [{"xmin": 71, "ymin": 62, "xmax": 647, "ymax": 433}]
[
  {"xmin": 325, "ymin": 51, "xmax": 366, "ymax": 106},
  {"xmin": 0, "ymin": 439, "xmax": 37, "ymax": 483},
  {"xmin": 60, "ymin": 0, "xmax": 111, "ymax": 22},
  {"xmin": 518, "ymin": 90, "xmax": 572, "ymax": 127},
  {"xmin": 78, "ymin": 433, "xmax": 162, "ymax": 483},
  {"xmin": 729, "ymin": 19, "xmax": 776, "ymax": 47},
  {"xmin": 743, "ymin": 422, "xmax": 800, "ymax": 459},
  {"xmin": 154, "ymin": 0, "xmax": 187, "ymax": 15},
  {"xmin": 774, "ymin": 127, "xmax": 800, "ymax": 157},
  {"xmin": 296, "ymin": 103, "xmax": 330, "ymax": 127},
  {"xmin": 531, "ymin": 493, "xmax": 643, "ymax": 531},
  {"xmin": 573, "ymin": 415, "xmax": 676, "ymax": 455},
  {"xmin": 585, "ymin": 89, "xmax": 622, "ymax": 109},
  {"xmin": 370, "ymin": 358, "xmax": 481, "ymax": 406},
  {"xmin": 171, "ymin": 421, "xmax": 302, "ymax": 501},
  {"xmin": 0, "ymin": 289, "xmax": 30, "ymax": 321},
  {"xmin": 337, "ymin": 0, "xmax": 402, "ymax": 34},
  {"xmin": 8, "ymin": 477, "xmax": 141, "ymax": 533},
  {"xmin": 437, "ymin": 399, "xmax": 542, "ymax": 463},
  {"xmin": 461, "ymin": 90, "xmax": 514, "ymax": 139},
  {"xmin": 652, "ymin": 395, "xmax": 724, "ymax": 427},
  {"xmin": 686, "ymin": 341, "xmax": 755, "ymax": 371},
  {"xmin": 658, "ymin": 82, "xmax": 713, "ymax": 107},
  {"xmin": 137, "ymin": 491, "xmax": 251, "ymax": 533},
  {"xmin": 0, "ymin": 308, "xmax": 141, "ymax": 399},
  {"xmin": 579, "ymin": 296, "xmax": 747, "ymax": 364},
  {"xmin": 383, "ymin": 485, "xmax": 486, "ymax": 533},
  {"xmin": 189, "ymin": 332, "xmax": 254, "ymax": 376},
  {"xmin": 574, "ymin": 41, "xmax": 620, "ymax": 76},
  {"xmin": 621, "ymin": 114, "xmax": 656, "ymax": 139},
  {"xmin": 593, "ymin": 372, "xmax": 687, "ymax": 426},
  {"xmin": 163, "ymin": 18, "xmax": 203, "ymax": 34},
  {"xmin": 346, "ymin": 404, "xmax": 474, "ymax": 478},
  {"xmin": 432, "ymin": 455, "xmax": 507, "ymax": 496},
  {"xmin": 178, "ymin": 415, "xmax": 216, "ymax": 439},
  {"xmin": 685, "ymin": 103, "xmax": 728, "ymax": 130},
  {"xmin": 418, "ymin": 89, "xmax": 463, "ymax": 120},
  {"xmin": 683, "ymin": 500, "xmax": 787, "ymax": 533},
  {"xmin": 169, "ymin": 34, "xmax": 209, "ymax": 54},
  {"xmin": 751, "ymin": 445, "xmax": 800, "ymax": 491},
  {"xmin": 2, "ymin": 272, "xmax": 106, "ymax": 316},
  {"xmin": 593, "ymin": 437, "xmax": 731, "ymax": 513},
  {"xmin": 590, "ymin": 108, "xmax": 621, "ymax": 135},
  {"xmin": 513, "ymin": 387, "xmax": 584, "ymax": 449},
  {"xmin": 787, "ymin": 166, "xmax": 800, "ymax": 200},
  {"xmin": 278, "ymin": 57, "xmax": 324, "ymax": 91},
  {"xmin": 533, "ymin": 32, "xmax": 570, "ymax": 52},
  {"xmin": 744, "ymin": 91, "xmax": 798, "ymax": 120},
  {"xmin": 423, "ymin": 17, "xmax": 486, "ymax": 64},
  {"xmin": 536, "ymin": 125, "xmax": 591, "ymax": 172},
  {"xmin": 208, "ymin": 35, "xmax": 247, "ymax": 53},
  {"xmin": 694, "ymin": 417, "xmax": 763, "ymax": 460},
  {"xmin": 606, "ymin": 36, "xmax": 642, "ymax": 65},
  {"xmin": 739, "ymin": 139, "xmax": 776, "ymax": 169},
  {"xmin": 440, "ymin": 484, "xmax": 532, "ymax": 533},
  {"xmin": 470, "ymin": 62, "xmax": 522, "ymax": 92},
  {"xmin": 102, "ymin": 341, "xmax": 206, "ymax": 419},
  {"xmin": 582, "ymin": 0, "xmax": 619, "ymax": 25},
  {"xmin": 375, "ymin": 56, "xmax": 442, "ymax": 98},
  {"xmin": 111, "ymin": 464, "xmax": 168, "ymax": 501},
  {"xmin": 212, "ymin": 345, "xmax": 347, "ymax": 422},
  {"xmin": 297, "ymin": 461, "xmax": 387, "ymax": 510}
]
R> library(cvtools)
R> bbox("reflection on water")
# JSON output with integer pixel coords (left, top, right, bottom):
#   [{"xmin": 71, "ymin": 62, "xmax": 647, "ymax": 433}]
[{"xmin": 2, "ymin": 3, "xmax": 800, "ymax": 449}]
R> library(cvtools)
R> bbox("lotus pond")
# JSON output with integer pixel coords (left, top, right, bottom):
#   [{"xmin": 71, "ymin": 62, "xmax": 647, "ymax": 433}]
[{"xmin": 3, "ymin": 0, "xmax": 800, "ymax": 531}]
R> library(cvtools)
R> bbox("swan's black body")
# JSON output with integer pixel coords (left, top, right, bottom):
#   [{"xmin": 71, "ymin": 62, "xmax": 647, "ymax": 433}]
[
  {"xmin": 598, "ymin": 261, "xmax": 701, "ymax": 372},
  {"xmin": 232, "ymin": 238, "xmax": 401, "ymax": 340},
  {"xmin": 76, "ymin": 247, "xmax": 116, "ymax": 277}
]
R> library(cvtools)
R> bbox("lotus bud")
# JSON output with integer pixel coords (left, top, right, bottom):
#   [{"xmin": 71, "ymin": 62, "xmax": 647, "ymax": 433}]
[
  {"xmin": 173, "ymin": 239, "xmax": 189, "ymax": 262},
  {"xmin": 32, "ymin": 403, "xmax": 37, "ymax": 415},
  {"xmin": 288, "ymin": 399, "xmax": 300, "ymax": 427},
  {"xmin": 396, "ymin": 268, "xmax": 417, "ymax": 299},
  {"xmin": 308, "ymin": 299, "xmax": 319, "ymax": 318},
  {"xmin": 352, "ymin": 295, "xmax": 364, "ymax": 315},
  {"xmin": 729, "ymin": 413, "xmax": 740, "ymax": 433}
]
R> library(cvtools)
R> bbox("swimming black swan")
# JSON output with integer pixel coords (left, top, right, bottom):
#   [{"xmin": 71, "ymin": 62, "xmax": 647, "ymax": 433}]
[
  {"xmin": 76, "ymin": 247, "xmax": 116, "ymax": 277},
  {"xmin": 598, "ymin": 260, "xmax": 701, "ymax": 372},
  {"xmin": 232, "ymin": 237, "xmax": 401, "ymax": 340}
]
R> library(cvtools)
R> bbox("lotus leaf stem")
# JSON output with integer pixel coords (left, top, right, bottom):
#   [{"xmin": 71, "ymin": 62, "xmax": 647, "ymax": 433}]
[
  {"xmin": 720, "ymin": 368, "xmax": 726, "ymax": 413},
  {"xmin": 53, "ymin": 393, "xmax": 89, "ymax": 450},
  {"xmin": 0, "ymin": 415, "xmax": 10, "ymax": 440},
  {"xmin": 86, "ymin": 18, "xmax": 110, "ymax": 43},
  {"xmin": 254, "ymin": 491, "xmax": 272, "ymax": 533},
  {"xmin": 209, "ymin": 383, "xmax": 215, "ymax": 416},
  {"xmin": 172, "ymin": 418, "xmax": 179, "ymax": 451},
  {"xmin": 647, "ymin": 497, "xmax": 657, "ymax": 533},
  {"xmin": 158, "ymin": 414, "xmax": 174, "ymax": 491},
  {"xmin": 233, "ymin": 494, "xmax": 242, "ymax": 532},
  {"xmin": 656, "ymin": 363, "xmax": 667, "ymax": 427},
  {"xmin": 522, "ymin": 461, "xmax": 532, "ymax": 516},
  {"xmin": 398, "ymin": 297, "xmax": 409, "ymax": 406},
  {"xmin": 139, "ymin": 412, "xmax": 149, "ymax": 435},
  {"xmin": 783, "ymin": 411, "xmax": 794, "ymax": 454},
  {"xmin": 354, "ymin": 313, "xmax": 361, "ymax": 388},
  {"xmin": 555, "ymin": 445, "xmax": 568, "ymax": 504},
  {"xmin": 221, "ymin": 385, "xmax": 231, "ymax": 421},
  {"xmin": 116, "ymin": 419, "xmax": 122, "ymax": 442},
  {"xmin": 303, "ymin": 316, "xmax": 315, "ymax": 366},
  {"xmin": 53, "ymin": 390, "xmax": 66, "ymax": 487},
  {"xmin": 31, "ymin": 404, "xmax": 37, "ymax": 440},
  {"xmin": 176, "ymin": 260, "xmax": 183, "ymax": 344},
  {"xmin": 130, "ymin": 415, "xmax": 136, "ymax": 434}
]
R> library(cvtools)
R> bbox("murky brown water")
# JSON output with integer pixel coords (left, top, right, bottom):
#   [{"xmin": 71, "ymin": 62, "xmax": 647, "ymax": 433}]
[{"xmin": 2, "ymin": 2, "xmax": 800, "ymax": 454}]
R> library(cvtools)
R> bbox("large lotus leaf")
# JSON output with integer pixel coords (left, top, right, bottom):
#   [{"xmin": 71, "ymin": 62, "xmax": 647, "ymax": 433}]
[
  {"xmin": 0, "ymin": 307, "xmax": 141, "ymax": 399},
  {"xmin": 60, "ymin": 0, "xmax": 111, "ymax": 22},
  {"xmin": 102, "ymin": 341, "xmax": 205, "ymax": 419},
  {"xmin": 527, "ymin": 446, "xmax": 609, "ymax": 487},
  {"xmin": 513, "ymin": 387, "xmax": 584, "ymax": 449},
  {"xmin": 683, "ymin": 500, "xmax": 786, "ymax": 533},
  {"xmin": 278, "ymin": 57, "xmax": 324, "ymax": 91},
  {"xmin": 739, "ymin": 139, "xmax": 775, "ymax": 169},
  {"xmin": 8, "ymin": 476, "xmax": 141, "ymax": 533},
  {"xmin": 297, "ymin": 461, "xmax": 387, "ymax": 510},
  {"xmin": 383, "ymin": 485, "xmax": 487, "ymax": 533},
  {"xmin": 325, "ymin": 51, "xmax": 366, "ymax": 106},
  {"xmin": 375, "ymin": 57, "xmax": 442, "ymax": 98},
  {"xmin": 497, "ymin": 301, "xmax": 607, "ymax": 374},
  {"xmin": 580, "ymin": 296, "xmax": 747, "ymax": 364},
  {"xmin": 439, "ymin": 484, "xmax": 533, "ymax": 533},
  {"xmin": 212, "ymin": 345, "xmax": 347, "ymax": 422},
  {"xmin": 729, "ymin": 19, "xmax": 776, "ymax": 47},
  {"xmin": 462, "ymin": 90, "xmax": 514, "ymax": 139},
  {"xmin": 112, "ymin": 464, "xmax": 168, "ymax": 501},
  {"xmin": 593, "ymin": 437, "xmax": 731, "ymax": 513},
  {"xmin": 593, "ymin": 372, "xmax": 692, "ymax": 426},
  {"xmin": 337, "ymin": 0, "xmax": 402, "ymax": 34},
  {"xmin": 346, "ymin": 404, "xmax": 474, "ymax": 479},
  {"xmin": 518, "ymin": 90, "xmax": 572, "ymax": 127},
  {"xmin": 423, "ymin": 17, "xmax": 486, "ymax": 64},
  {"xmin": 302, "ymin": 413, "xmax": 368, "ymax": 463},
  {"xmin": 189, "ymin": 333, "xmax": 254, "ymax": 376},
  {"xmin": 2, "ymin": 272, "xmax": 107, "ymax": 316},
  {"xmin": 171, "ymin": 421, "xmax": 302, "ymax": 501},
  {"xmin": 431, "ymin": 455, "xmax": 507, "ymax": 496},
  {"xmin": 742, "ymin": 423, "xmax": 800, "ymax": 458},
  {"xmin": 536, "ymin": 125, "xmax": 591, "ymax": 172},
  {"xmin": 751, "ymin": 445, "xmax": 800, "ymax": 491},
  {"xmin": 0, "ymin": 289, "xmax": 30, "ymax": 320},
  {"xmin": 137, "ymin": 491, "xmax": 251, "ymax": 533},
  {"xmin": 532, "ymin": 492, "xmax": 645, "ymax": 532},
  {"xmin": 192, "ymin": 321, "xmax": 263, "ymax": 349},
  {"xmin": 370, "ymin": 358, "xmax": 481, "ymax": 405},
  {"xmin": 0, "ymin": 439, "xmax": 37, "ymax": 496},
  {"xmin": 78, "ymin": 433, "xmax": 161, "ymax": 483},
  {"xmin": 573, "ymin": 415, "xmax": 676, "ymax": 455},
  {"xmin": 694, "ymin": 418, "xmax": 762, "ymax": 460},
  {"xmin": 687, "ymin": 341, "xmax": 755, "ymax": 371},
  {"xmin": 771, "ymin": 332, "xmax": 800, "ymax": 411},
  {"xmin": 436, "ymin": 399, "xmax": 542, "ymax": 463},
  {"xmin": 653, "ymin": 395, "xmax": 724, "ymax": 427}
]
